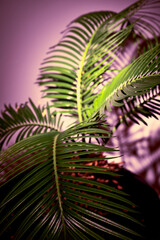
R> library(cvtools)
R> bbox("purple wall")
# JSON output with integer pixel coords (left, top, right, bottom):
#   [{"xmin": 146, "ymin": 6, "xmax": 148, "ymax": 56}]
[{"xmin": 0, "ymin": 0, "xmax": 137, "ymax": 110}]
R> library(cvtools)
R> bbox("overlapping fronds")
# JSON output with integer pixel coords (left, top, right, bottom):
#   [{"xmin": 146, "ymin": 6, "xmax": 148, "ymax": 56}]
[
  {"xmin": 38, "ymin": 10, "xmax": 119, "ymax": 122},
  {"xmin": 0, "ymin": 98, "xmax": 62, "ymax": 150},
  {"xmin": 130, "ymin": 0, "xmax": 160, "ymax": 42},
  {"xmin": 0, "ymin": 120, "xmax": 144, "ymax": 240},
  {"xmin": 115, "ymin": 86, "xmax": 160, "ymax": 127},
  {"xmin": 38, "ymin": 0, "xmax": 160, "ymax": 123},
  {"xmin": 1, "ymin": 1, "xmax": 160, "ymax": 240},
  {"xmin": 86, "ymin": 44, "xmax": 160, "ymax": 118}
]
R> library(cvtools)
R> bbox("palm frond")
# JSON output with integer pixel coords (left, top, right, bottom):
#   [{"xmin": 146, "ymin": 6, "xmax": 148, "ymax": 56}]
[
  {"xmin": 38, "ymin": 1, "xmax": 160, "ymax": 124},
  {"xmin": 0, "ymin": 98, "xmax": 62, "ymax": 150},
  {"xmin": 86, "ymin": 44, "xmax": 160, "ymax": 118},
  {"xmin": 0, "ymin": 120, "xmax": 144, "ymax": 240},
  {"xmin": 38, "ymin": 11, "xmax": 117, "ymax": 123},
  {"xmin": 115, "ymin": 86, "xmax": 160, "ymax": 127},
  {"xmin": 132, "ymin": 0, "xmax": 160, "ymax": 41},
  {"xmin": 1, "ymin": 1, "xmax": 159, "ymax": 239},
  {"xmin": 38, "ymin": 0, "xmax": 158, "ymax": 123}
]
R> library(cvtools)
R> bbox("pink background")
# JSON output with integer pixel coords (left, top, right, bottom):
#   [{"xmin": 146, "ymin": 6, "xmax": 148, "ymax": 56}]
[{"xmin": 0, "ymin": 0, "xmax": 137, "ymax": 110}]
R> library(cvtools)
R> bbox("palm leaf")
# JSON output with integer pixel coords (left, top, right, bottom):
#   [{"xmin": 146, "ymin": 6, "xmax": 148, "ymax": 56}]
[
  {"xmin": 38, "ymin": 1, "xmax": 160, "ymax": 124},
  {"xmin": 86, "ymin": 44, "xmax": 160, "ymax": 118},
  {"xmin": 38, "ymin": 10, "xmax": 117, "ymax": 122},
  {"xmin": 1, "ymin": 1, "xmax": 159, "ymax": 239},
  {"xmin": 0, "ymin": 120, "xmax": 144, "ymax": 240},
  {"xmin": 0, "ymin": 98, "xmax": 62, "ymax": 150},
  {"xmin": 38, "ymin": 0, "xmax": 152, "ymax": 123},
  {"xmin": 114, "ymin": 86, "xmax": 160, "ymax": 127}
]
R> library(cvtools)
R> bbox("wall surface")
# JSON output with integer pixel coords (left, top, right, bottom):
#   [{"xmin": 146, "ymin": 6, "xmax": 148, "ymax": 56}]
[{"xmin": 0, "ymin": 0, "xmax": 137, "ymax": 110}]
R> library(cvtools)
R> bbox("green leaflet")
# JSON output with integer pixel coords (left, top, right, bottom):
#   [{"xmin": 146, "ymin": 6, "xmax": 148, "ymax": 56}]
[
  {"xmin": 39, "ymin": 6, "xmax": 140, "ymax": 123},
  {"xmin": 1, "ymin": 1, "xmax": 160, "ymax": 239},
  {"xmin": 0, "ymin": 99, "xmax": 61, "ymax": 149},
  {"xmin": 0, "ymin": 120, "xmax": 144, "ymax": 239},
  {"xmin": 86, "ymin": 44, "xmax": 160, "ymax": 118},
  {"xmin": 114, "ymin": 87, "xmax": 160, "ymax": 127}
]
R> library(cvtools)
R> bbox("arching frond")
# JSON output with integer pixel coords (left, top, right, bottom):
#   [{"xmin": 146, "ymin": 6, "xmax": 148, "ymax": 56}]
[
  {"xmin": 0, "ymin": 98, "xmax": 62, "ymax": 150},
  {"xmin": 0, "ymin": 120, "xmax": 144, "ymax": 240},
  {"xmin": 86, "ymin": 44, "xmax": 160, "ymax": 118},
  {"xmin": 38, "ymin": 0, "xmax": 160, "ymax": 123},
  {"xmin": 1, "ymin": 1, "xmax": 160, "ymax": 240}
]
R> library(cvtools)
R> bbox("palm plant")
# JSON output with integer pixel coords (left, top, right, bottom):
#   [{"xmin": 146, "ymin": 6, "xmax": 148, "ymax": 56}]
[{"xmin": 0, "ymin": 0, "xmax": 160, "ymax": 239}]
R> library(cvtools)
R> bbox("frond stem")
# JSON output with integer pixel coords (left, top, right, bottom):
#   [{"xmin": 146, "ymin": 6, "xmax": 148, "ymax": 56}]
[
  {"xmin": 53, "ymin": 134, "xmax": 66, "ymax": 238},
  {"xmin": 76, "ymin": 15, "xmax": 126, "ymax": 123},
  {"xmin": 76, "ymin": 35, "xmax": 95, "ymax": 123}
]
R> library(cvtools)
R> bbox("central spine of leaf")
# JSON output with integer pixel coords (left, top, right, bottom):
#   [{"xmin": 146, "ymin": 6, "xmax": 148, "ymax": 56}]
[
  {"xmin": 53, "ymin": 134, "xmax": 66, "ymax": 237},
  {"xmin": 77, "ymin": 68, "xmax": 83, "ymax": 123},
  {"xmin": 76, "ymin": 39, "xmax": 93, "ymax": 123}
]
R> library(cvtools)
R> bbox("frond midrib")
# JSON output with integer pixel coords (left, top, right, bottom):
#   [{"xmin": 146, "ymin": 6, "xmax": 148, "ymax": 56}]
[
  {"xmin": 76, "ymin": 12, "xmax": 136, "ymax": 122},
  {"xmin": 76, "ymin": 16, "xmax": 113, "ymax": 123},
  {"xmin": 109, "ymin": 73, "xmax": 159, "ymax": 98},
  {"xmin": 76, "ymin": 35, "xmax": 96, "ymax": 123},
  {"xmin": 53, "ymin": 134, "xmax": 66, "ymax": 238}
]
